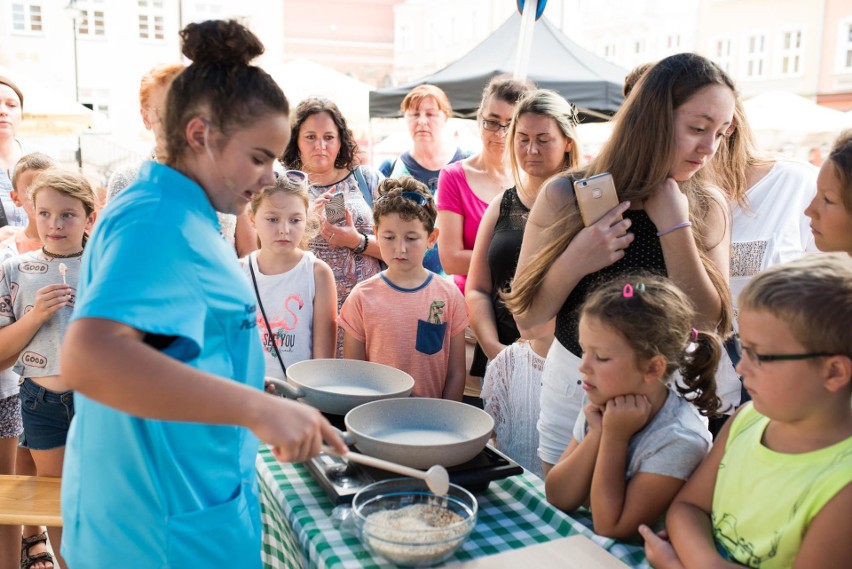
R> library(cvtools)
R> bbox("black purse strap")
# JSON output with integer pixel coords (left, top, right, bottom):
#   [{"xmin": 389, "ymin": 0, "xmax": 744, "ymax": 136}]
[{"xmin": 248, "ymin": 254, "xmax": 287, "ymax": 377}]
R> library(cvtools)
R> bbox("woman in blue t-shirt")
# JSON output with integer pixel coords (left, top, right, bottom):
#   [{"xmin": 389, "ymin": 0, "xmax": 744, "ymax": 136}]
[{"xmin": 59, "ymin": 20, "xmax": 345, "ymax": 569}]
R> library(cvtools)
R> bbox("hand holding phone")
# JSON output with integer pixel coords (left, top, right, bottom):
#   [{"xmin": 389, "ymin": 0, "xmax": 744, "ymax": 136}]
[
  {"xmin": 325, "ymin": 192, "xmax": 346, "ymax": 225},
  {"xmin": 574, "ymin": 173, "xmax": 621, "ymax": 227}
]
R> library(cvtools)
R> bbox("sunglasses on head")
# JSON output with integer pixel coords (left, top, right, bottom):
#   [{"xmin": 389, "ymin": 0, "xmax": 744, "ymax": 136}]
[
  {"xmin": 275, "ymin": 169, "xmax": 309, "ymax": 185},
  {"xmin": 399, "ymin": 191, "xmax": 432, "ymax": 207}
]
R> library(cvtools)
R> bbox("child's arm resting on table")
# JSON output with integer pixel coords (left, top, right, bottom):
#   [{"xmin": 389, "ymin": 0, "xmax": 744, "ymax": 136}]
[
  {"xmin": 545, "ymin": 403, "xmax": 603, "ymax": 512},
  {"xmin": 664, "ymin": 413, "xmax": 743, "ymax": 569},
  {"xmin": 589, "ymin": 395, "xmax": 686, "ymax": 540}
]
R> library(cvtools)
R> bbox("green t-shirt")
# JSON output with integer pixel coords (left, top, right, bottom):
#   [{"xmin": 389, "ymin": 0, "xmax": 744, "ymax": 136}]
[{"xmin": 712, "ymin": 403, "xmax": 852, "ymax": 568}]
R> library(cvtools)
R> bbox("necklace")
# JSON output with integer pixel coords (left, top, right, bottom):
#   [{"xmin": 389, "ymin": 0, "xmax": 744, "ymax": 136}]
[{"xmin": 42, "ymin": 247, "xmax": 83, "ymax": 259}]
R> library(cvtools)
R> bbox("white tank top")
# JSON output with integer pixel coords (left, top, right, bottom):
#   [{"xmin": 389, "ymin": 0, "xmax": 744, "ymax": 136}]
[{"xmin": 242, "ymin": 251, "xmax": 316, "ymax": 380}]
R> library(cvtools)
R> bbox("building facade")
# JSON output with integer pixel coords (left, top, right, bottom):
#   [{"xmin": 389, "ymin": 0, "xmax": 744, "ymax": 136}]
[{"xmin": 282, "ymin": 0, "xmax": 401, "ymax": 87}]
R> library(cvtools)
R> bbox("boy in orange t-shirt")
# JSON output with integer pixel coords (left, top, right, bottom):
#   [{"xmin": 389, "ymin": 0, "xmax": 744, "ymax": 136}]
[{"xmin": 339, "ymin": 176, "xmax": 467, "ymax": 399}]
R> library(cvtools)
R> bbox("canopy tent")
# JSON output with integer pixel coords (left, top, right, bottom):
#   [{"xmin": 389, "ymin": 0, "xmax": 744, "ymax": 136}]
[
  {"xmin": 369, "ymin": 14, "xmax": 627, "ymax": 122},
  {"xmin": 0, "ymin": 66, "xmax": 93, "ymax": 136}
]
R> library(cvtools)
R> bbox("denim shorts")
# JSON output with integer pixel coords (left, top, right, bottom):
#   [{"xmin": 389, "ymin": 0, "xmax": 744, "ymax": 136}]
[{"xmin": 19, "ymin": 378, "xmax": 74, "ymax": 450}]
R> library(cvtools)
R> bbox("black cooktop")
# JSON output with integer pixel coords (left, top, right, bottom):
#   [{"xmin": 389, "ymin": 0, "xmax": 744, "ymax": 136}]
[{"xmin": 308, "ymin": 414, "xmax": 523, "ymax": 503}]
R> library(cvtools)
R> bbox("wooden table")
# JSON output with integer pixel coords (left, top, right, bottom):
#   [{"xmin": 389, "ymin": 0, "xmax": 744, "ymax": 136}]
[{"xmin": 0, "ymin": 475, "xmax": 62, "ymax": 527}]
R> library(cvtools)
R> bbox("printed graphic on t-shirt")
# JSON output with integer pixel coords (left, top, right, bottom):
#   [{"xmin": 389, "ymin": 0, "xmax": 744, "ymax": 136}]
[
  {"xmin": 259, "ymin": 294, "xmax": 304, "ymax": 354},
  {"xmin": 22, "ymin": 351, "xmax": 47, "ymax": 369},
  {"xmin": 427, "ymin": 300, "xmax": 445, "ymax": 324}
]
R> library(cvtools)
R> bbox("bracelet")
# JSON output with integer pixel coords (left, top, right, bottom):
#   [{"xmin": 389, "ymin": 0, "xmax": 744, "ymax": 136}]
[
  {"xmin": 352, "ymin": 231, "xmax": 369, "ymax": 254},
  {"xmin": 656, "ymin": 221, "xmax": 692, "ymax": 237}
]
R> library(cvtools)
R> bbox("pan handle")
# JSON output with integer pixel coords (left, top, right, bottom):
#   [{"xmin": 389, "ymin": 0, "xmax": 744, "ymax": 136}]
[
  {"xmin": 332, "ymin": 426, "xmax": 356, "ymax": 447},
  {"xmin": 267, "ymin": 377, "xmax": 306, "ymax": 401}
]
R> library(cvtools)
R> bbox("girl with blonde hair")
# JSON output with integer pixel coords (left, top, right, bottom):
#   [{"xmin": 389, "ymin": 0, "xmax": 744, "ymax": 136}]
[{"xmin": 0, "ymin": 168, "xmax": 97, "ymax": 569}]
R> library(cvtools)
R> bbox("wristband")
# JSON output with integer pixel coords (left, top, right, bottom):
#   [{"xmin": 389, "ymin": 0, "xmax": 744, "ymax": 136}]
[
  {"xmin": 656, "ymin": 221, "xmax": 692, "ymax": 237},
  {"xmin": 352, "ymin": 231, "xmax": 369, "ymax": 254}
]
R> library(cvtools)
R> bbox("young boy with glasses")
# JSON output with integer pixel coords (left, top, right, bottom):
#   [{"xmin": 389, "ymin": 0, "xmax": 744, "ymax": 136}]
[
  {"xmin": 339, "ymin": 176, "xmax": 467, "ymax": 400},
  {"xmin": 641, "ymin": 253, "xmax": 852, "ymax": 569}
]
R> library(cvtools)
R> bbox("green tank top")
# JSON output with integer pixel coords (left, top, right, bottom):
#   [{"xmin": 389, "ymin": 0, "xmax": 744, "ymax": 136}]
[{"xmin": 712, "ymin": 403, "xmax": 852, "ymax": 568}]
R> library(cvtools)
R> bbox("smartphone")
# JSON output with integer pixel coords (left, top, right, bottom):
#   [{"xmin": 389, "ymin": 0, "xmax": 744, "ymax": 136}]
[
  {"xmin": 573, "ymin": 172, "xmax": 621, "ymax": 227},
  {"xmin": 325, "ymin": 192, "xmax": 346, "ymax": 225}
]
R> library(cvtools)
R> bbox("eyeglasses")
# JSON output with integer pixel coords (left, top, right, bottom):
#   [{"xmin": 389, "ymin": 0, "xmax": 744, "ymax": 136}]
[
  {"xmin": 481, "ymin": 117, "xmax": 511, "ymax": 133},
  {"xmin": 727, "ymin": 333, "xmax": 836, "ymax": 368}
]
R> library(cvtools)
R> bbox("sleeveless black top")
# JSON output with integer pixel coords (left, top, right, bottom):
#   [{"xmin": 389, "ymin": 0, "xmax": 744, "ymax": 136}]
[
  {"xmin": 470, "ymin": 188, "xmax": 529, "ymax": 377},
  {"xmin": 554, "ymin": 209, "xmax": 667, "ymax": 357}
]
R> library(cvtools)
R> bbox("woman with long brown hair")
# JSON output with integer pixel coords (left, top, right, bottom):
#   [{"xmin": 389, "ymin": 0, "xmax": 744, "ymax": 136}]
[{"xmin": 504, "ymin": 53, "xmax": 735, "ymax": 474}]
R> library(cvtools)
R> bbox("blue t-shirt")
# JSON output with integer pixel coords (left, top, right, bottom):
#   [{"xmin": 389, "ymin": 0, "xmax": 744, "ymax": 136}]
[{"xmin": 61, "ymin": 162, "xmax": 266, "ymax": 569}]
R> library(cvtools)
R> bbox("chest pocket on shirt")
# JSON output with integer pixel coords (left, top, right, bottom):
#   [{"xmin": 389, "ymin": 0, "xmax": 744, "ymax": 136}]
[{"xmin": 416, "ymin": 319, "xmax": 446, "ymax": 355}]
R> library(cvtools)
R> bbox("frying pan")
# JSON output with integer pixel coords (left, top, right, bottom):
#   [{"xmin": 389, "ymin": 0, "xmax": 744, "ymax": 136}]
[
  {"xmin": 343, "ymin": 398, "xmax": 495, "ymax": 469},
  {"xmin": 269, "ymin": 359, "xmax": 415, "ymax": 416}
]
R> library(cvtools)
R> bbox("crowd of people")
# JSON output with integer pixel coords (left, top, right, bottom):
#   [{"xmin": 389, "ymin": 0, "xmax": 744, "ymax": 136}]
[{"xmin": 0, "ymin": 17, "xmax": 850, "ymax": 569}]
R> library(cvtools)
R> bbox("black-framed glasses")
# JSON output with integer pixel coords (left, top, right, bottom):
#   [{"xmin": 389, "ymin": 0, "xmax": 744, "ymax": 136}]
[
  {"xmin": 481, "ymin": 117, "xmax": 511, "ymax": 133},
  {"xmin": 727, "ymin": 333, "xmax": 836, "ymax": 368}
]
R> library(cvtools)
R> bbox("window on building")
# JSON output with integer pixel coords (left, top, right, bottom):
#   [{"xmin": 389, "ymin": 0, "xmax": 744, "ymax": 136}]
[
  {"xmin": 193, "ymin": 2, "xmax": 222, "ymax": 19},
  {"xmin": 667, "ymin": 34, "xmax": 681, "ymax": 50},
  {"xmin": 634, "ymin": 39, "xmax": 645, "ymax": 55},
  {"xmin": 841, "ymin": 21, "xmax": 852, "ymax": 70},
  {"xmin": 779, "ymin": 28, "xmax": 803, "ymax": 75},
  {"xmin": 11, "ymin": 2, "xmax": 43, "ymax": 33},
  {"xmin": 399, "ymin": 25, "xmax": 412, "ymax": 51},
  {"xmin": 603, "ymin": 43, "xmax": 617, "ymax": 59},
  {"xmin": 138, "ymin": 0, "xmax": 165, "ymax": 41},
  {"xmin": 744, "ymin": 33, "xmax": 767, "ymax": 78},
  {"xmin": 712, "ymin": 36, "xmax": 733, "ymax": 74},
  {"xmin": 77, "ymin": 0, "xmax": 106, "ymax": 37}
]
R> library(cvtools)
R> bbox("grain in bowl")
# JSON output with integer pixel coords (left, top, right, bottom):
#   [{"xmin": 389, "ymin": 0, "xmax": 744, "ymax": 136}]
[{"xmin": 353, "ymin": 479, "xmax": 477, "ymax": 567}]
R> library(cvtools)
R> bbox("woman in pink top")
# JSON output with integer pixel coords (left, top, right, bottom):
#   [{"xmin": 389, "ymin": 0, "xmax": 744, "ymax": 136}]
[{"xmin": 436, "ymin": 75, "xmax": 534, "ymax": 294}]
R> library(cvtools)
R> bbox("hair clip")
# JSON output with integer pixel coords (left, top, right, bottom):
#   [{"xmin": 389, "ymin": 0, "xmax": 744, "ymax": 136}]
[
  {"xmin": 636, "ymin": 283, "xmax": 646, "ymax": 292},
  {"xmin": 690, "ymin": 328, "xmax": 699, "ymax": 342},
  {"xmin": 622, "ymin": 284, "xmax": 634, "ymax": 298}
]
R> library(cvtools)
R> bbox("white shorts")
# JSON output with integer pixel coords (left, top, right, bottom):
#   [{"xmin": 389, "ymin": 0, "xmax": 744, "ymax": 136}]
[{"xmin": 537, "ymin": 340, "xmax": 584, "ymax": 465}]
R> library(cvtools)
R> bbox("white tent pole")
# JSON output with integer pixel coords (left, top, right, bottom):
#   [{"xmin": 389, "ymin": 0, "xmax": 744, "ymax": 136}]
[{"xmin": 513, "ymin": 0, "xmax": 539, "ymax": 80}]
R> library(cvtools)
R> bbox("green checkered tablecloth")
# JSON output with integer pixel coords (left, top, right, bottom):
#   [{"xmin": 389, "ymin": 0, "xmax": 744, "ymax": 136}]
[{"xmin": 257, "ymin": 445, "xmax": 650, "ymax": 569}]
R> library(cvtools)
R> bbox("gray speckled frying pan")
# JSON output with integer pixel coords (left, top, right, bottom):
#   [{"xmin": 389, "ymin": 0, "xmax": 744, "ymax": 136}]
[
  {"xmin": 269, "ymin": 359, "xmax": 415, "ymax": 416},
  {"xmin": 344, "ymin": 398, "xmax": 495, "ymax": 469}
]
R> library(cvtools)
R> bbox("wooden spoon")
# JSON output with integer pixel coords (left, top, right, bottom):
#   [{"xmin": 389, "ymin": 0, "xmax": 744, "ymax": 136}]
[{"xmin": 322, "ymin": 445, "xmax": 450, "ymax": 496}]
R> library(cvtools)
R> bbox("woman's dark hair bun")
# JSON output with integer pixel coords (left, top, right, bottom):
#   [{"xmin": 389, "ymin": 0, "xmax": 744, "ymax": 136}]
[{"xmin": 180, "ymin": 19, "xmax": 264, "ymax": 66}]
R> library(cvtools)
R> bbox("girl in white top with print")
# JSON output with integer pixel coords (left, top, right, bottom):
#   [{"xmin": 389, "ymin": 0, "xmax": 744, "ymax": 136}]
[{"xmin": 243, "ymin": 173, "xmax": 337, "ymax": 378}]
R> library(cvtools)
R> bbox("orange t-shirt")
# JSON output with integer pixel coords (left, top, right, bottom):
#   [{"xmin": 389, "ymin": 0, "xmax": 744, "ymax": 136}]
[{"xmin": 339, "ymin": 272, "xmax": 468, "ymax": 398}]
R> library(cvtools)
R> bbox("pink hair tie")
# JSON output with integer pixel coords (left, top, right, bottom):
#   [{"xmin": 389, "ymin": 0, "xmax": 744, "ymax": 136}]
[
  {"xmin": 690, "ymin": 328, "xmax": 699, "ymax": 342},
  {"xmin": 622, "ymin": 284, "xmax": 634, "ymax": 298}
]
